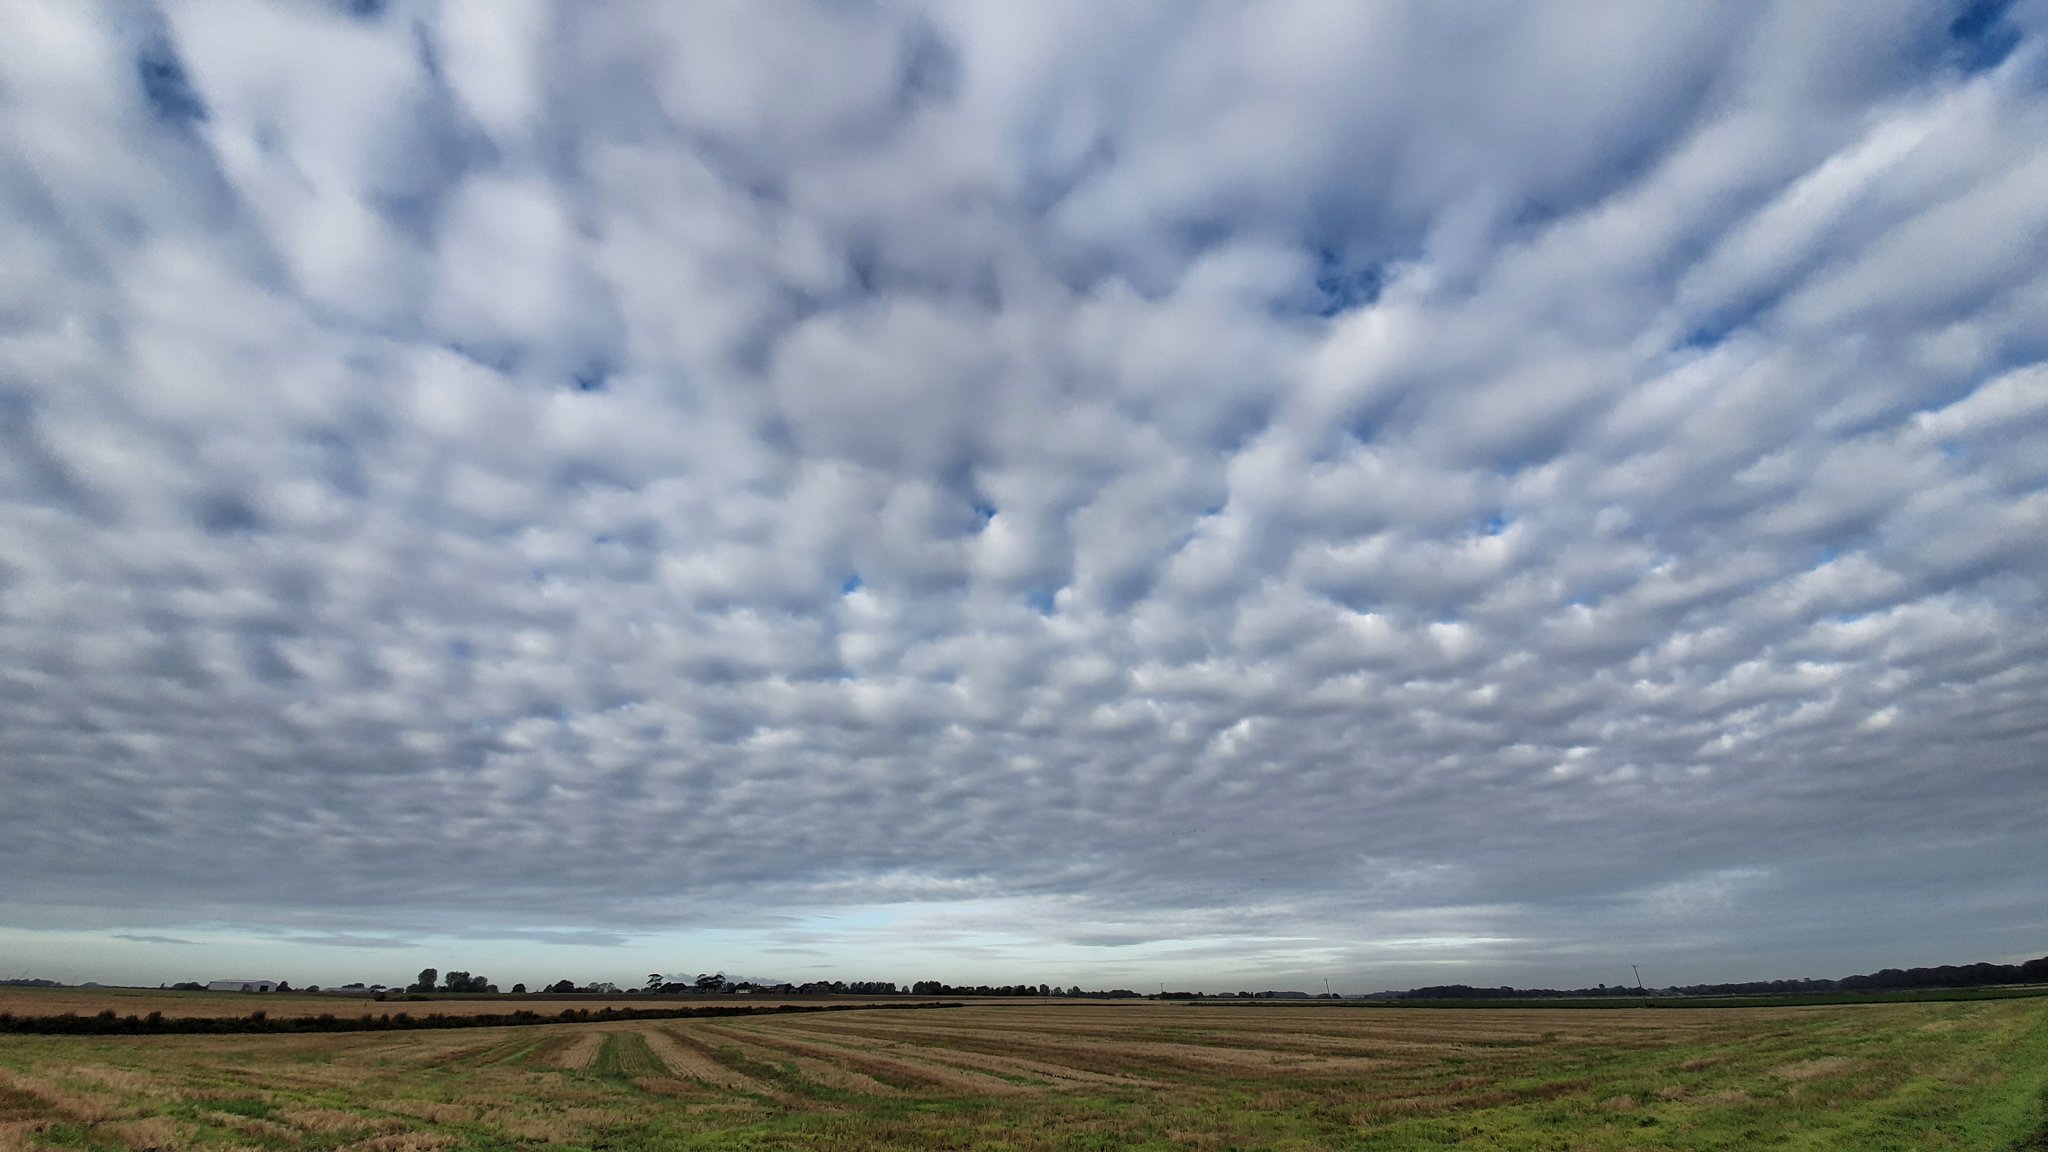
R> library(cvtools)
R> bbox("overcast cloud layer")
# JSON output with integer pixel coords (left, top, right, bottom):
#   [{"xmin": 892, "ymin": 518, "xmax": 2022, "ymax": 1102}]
[{"xmin": 3, "ymin": 0, "xmax": 2046, "ymax": 990}]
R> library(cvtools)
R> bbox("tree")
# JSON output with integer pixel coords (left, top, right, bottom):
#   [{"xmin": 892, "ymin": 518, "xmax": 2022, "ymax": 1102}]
[
  {"xmin": 545, "ymin": 979, "xmax": 577, "ymax": 994},
  {"xmin": 413, "ymin": 968, "xmax": 438, "ymax": 993},
  {"xmin": 511, "ymin": 983, "xmax": 526, "ymax": 994},
  {"xmin": 647, "ymin": 973, "xmax": 665, "ymax": 991},
  {"xmin": 276, "ymin": 981, "xmax": 291, "ymax": 992},
  {"xmin": 695, "ymin": 972, "xmax": 725, "ymax": 992}
]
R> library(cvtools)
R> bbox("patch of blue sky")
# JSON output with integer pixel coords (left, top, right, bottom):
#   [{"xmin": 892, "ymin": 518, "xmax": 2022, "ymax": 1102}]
[
  {"xmin": 136, "ymin": 37, "xmax": 206, "ymax": 125},
  {"xmin": 1310, "ymin": 247, "xmax": 1384, "ymax": 317},
  {"xmin": 1678, "ymin": 287, "xmax": 1788, "ymax": 352},
  {"xmin": 1949, "ymin": 0, "xmax": 2023, "ymax": 75}
]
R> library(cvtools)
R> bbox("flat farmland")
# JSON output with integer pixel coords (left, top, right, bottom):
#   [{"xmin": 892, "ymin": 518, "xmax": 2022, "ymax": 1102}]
[{"xmin": 2, "ymin": 999, "xmax": 2044, "ymax": 1151}]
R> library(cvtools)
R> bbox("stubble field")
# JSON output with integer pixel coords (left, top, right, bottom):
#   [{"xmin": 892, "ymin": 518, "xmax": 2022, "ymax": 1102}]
[{"xmin": 1, "ymin": 997, "xmax": 2044, "ymax": 1150}]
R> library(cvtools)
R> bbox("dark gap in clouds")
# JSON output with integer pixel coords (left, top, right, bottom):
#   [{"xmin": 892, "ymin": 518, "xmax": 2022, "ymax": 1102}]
[
  {"xmin": 0, "ymin": 393, "xmax": 113, "ymax": 524},
  {"xmin": 1310, "ymin": 248, "xmax": 1384, "ymax": 317},
  {"xmin": 1679, "ymin": 322, "xmax": 1740, "ymax": 353},
  {"xmin": 894, "ymin": 21, "xmax": 962, "ymax": 114},
  {"xmin": 352, "ymin": 23, "xmax": 501, "ymax": 245},
  {"xmin": 304, "ymin": 431, "xmax": 371, "ymax": 500},
  {"xmin": 1949, "ymin": 0, "xmax": 2023, "ymax": 74},
  {"xmin": 1472, "ymin": 425, "xmax": 1578, "ymax": 477},
  {"xmin": 678, "ymin": 130, "xmax": 789, "ymax": 207},
  {"xmin": 135, "ymin": 34, "xmax": 207, "ymax": 126},
  {"xmin": 571, "ymin": 359, "xmax": 611, "ymax": 393},
  {"xmin": 195, "ymin": 493, "xmax": 265, "ymax": 536},
  {"xmin": 1495, "ymin": 56, "xmax": 1725, "ymax": 245},
  {"xmin": 444, "ymin": 341, "xmax": 521, "ymax": 374},
  {"xmin": 731, "ymin": 296, "xmax": 817, "ymax": 376},
  {"xmin": 1021, "ymin": 135, "xmax": 1117, "ymax": 219},
  {"xmin": 846, "ymin": 238, "xmax": 881, "ymax": 297},
  {"xmin": 342, "ymin": 0, "xmax": 390, "ymax": 20},
  {"xmin": 1093, "ymin": 569, "xmax": 1159, "ymax": 615},
  {"xmin": 134, "ymin": 626, "xmax": 213, "ymax": 691},
  {"xmin": 410, "ymin": 15, "xmax": 450, "ymax": 87},
  {"xmin": 551, "ymin": 459, "xmax": 634, "ymax": 494},
  {"xmin": 238, "ymin": 634, "xmax": 304, "ymax": 686},
  {"xmin": 1683, "ymin": 279, "xmax": 1808, "ymax": 352},
  {"xmin": 1173, "ymin": 216, "xmax": 1237, "ymax": 263}
]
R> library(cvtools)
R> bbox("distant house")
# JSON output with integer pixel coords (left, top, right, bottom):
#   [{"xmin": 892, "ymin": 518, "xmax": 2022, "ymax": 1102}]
[{"xmin": 206, "ymin": 979, "xmax": 277, "ymax": 993}]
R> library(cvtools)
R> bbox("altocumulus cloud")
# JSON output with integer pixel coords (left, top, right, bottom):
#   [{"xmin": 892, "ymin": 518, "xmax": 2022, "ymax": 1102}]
[{"xmin": 1, "ymin": 0, "xmax": 2045, "ymax": 988}]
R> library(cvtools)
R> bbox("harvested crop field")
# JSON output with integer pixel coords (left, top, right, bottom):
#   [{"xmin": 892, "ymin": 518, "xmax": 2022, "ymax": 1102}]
[{"xmin": 1, "ymin": 998, "xmax": 2043, "ymax": 1149}]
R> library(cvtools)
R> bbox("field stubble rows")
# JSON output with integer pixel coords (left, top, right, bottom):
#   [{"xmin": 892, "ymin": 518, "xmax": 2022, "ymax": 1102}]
[{"xmin": 1, "ymin": 998, "xmax": 2044, "ymax": 1149}]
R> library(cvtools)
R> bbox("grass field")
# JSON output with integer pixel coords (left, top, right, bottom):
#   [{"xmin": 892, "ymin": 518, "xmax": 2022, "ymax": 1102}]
[{"xmin": 1, "ymin": 997, "xmax": 2043, "ymax": 1150}]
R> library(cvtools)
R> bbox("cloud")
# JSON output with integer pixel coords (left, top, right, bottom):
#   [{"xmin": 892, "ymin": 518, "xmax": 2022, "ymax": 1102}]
[
  {"xmin": 1, "ymin": 0, "xmax": 2044, "ymax": 988},
  {"xmin": 274, "ymin": 934, "xmax": 415, "ymax": 951}
]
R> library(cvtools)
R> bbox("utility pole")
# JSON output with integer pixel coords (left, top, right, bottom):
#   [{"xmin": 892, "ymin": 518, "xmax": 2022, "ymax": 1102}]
[
  {"xmin": 1324, "ymin": 977, "xmax": 1332, "ymax": 997},
  {"xmin": 1631, "ymin": 964, "xmax": 1643, "ymax": 992}
]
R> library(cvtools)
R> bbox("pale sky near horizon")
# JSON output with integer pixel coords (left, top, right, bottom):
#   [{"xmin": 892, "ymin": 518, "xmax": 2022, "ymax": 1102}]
[{"xmin": 3, "ymin": 0, "xmax": 2046, "ymax": 994}]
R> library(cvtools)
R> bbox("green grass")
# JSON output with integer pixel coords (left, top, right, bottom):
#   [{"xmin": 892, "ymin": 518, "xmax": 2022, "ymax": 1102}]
[{"xmin": 0, "ymin": 998, "xmax": 2043, "ymax": 1150}]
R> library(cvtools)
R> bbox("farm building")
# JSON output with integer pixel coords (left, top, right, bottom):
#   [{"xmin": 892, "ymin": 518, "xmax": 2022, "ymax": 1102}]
[{"xmin": 206, "ymin": 979, "xmax": 277, "ymax": 992}]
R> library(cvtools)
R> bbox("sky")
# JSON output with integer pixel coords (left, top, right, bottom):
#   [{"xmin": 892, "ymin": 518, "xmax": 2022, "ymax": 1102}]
[{"xmin": 2, "ymin": 0, "xmax": 2046, "ymax": 996}]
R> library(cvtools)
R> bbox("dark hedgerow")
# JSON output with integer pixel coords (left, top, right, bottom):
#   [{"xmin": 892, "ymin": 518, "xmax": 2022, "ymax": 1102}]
[{"xmin": 0, "ymin": 1000, "xmax": 961, "ymax": 1036}]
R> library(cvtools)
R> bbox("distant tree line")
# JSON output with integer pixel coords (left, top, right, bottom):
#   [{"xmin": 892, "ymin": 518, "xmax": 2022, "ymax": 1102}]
[
  {"xmin": 408, "ymin": 969, "xmax": 497, "ymax": 994},
  {"xmin": 1833, "ymin": 957, "xmax": 2048, "ymax": 991},
  {"xmin": 908, "ymin": 982, "xmax": 1143, "ymax": 998},
  {"xmin": 1384, "ymin": 953, "xmax": 2048, "ymax": 1000},
  {"xmin": 0, "ymin": 1000, "xmax": 962, "ymax": 1036}
]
